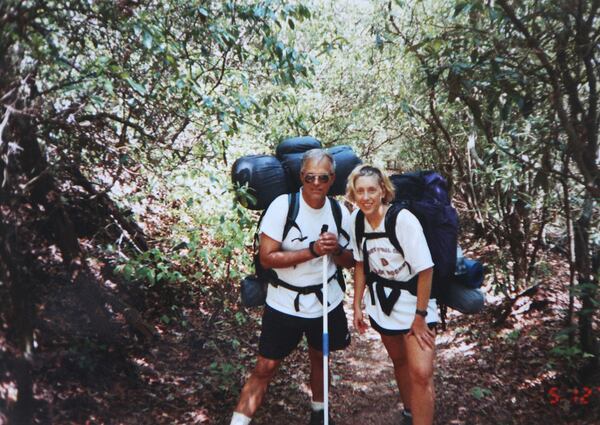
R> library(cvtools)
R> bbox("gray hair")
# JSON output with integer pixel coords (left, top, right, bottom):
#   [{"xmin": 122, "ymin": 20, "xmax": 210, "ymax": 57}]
[{"xmin": 300, "ymin": 148, "xmax": 336, "ymax": 173}]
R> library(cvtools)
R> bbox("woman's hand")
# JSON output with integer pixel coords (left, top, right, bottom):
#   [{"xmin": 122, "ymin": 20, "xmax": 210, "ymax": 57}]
[
  {"xmin": 407, "ymin": 315, "xmax": 435, "ymax": 351},
  {"xmin": 353, "ymin": 304, "xmax": 369, "ymax": 334}
]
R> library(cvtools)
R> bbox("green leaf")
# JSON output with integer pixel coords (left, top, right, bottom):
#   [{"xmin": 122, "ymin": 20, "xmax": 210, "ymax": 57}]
[
  {"xmin": 454, "ymin": 1, "xmax": 472, "ymax": 17},
  {"xmin": 471, "ymin": 386, "xmax": 492, "ymax": 400},
  {"xmin": 142, "ymin": 31, "xmax": 153, "ymax": 49},
  {"xmin": 90, "ymin": 95, "xmax": 105, "ymax": 107},
  {"xmin": 126, "ymin": 77, "xmax": 147, "ymax": 95}
]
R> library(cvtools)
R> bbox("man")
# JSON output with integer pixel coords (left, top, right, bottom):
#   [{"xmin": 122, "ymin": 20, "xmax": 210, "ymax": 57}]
[{"xmin": 230, "ymin": 149, "xmax": 354, "ymax": 425}]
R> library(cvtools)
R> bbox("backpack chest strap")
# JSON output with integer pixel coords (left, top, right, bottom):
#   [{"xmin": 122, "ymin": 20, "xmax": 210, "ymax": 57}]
[{"xmin": 365, "ymin": 273, "xmax": 420, "ymax": 316}]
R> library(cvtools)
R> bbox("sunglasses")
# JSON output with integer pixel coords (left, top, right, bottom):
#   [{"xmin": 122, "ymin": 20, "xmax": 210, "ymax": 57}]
[{"xmin": 303, "ymin": 173, "xmax": 332, "ymax": 184}]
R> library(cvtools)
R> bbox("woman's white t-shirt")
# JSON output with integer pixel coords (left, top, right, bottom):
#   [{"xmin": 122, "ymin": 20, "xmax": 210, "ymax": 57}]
[
  {"xmin": 260, "ymin": 190, "xmax": 351, "ymax": 318},
  {"xmin": 350, "ymin": 207, "xmax": 438, "ymax": 330}
]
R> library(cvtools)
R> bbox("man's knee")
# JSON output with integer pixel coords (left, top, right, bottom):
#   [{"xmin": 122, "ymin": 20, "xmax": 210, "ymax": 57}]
[{"xmin": 252, "ymin": 356, "xmax": 280, "ymax": 381}]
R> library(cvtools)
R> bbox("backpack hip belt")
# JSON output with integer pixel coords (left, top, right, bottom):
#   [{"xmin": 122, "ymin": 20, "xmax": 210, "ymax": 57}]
[
  {"xmin": 366, "ymin": 273, "xmax": 422, "ymax": 316},
  {"xmin": 271, "ymin": 271, "xmax": 343, "ymax": 312}
]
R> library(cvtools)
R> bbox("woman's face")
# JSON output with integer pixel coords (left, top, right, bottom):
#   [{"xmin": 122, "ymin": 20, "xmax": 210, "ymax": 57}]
[{"xmin": 354, "ymin": 175, "xmax": 384, "ymax": 216}]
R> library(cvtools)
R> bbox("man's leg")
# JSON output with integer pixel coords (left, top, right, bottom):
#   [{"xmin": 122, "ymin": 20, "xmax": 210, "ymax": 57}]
[
  {"xmin": 231, "ymin": 305, "xmax": 302, "ymax": 424},
  {"xmin": 380, "ymin": 333, "xmax": 412, "ymax": 412},
  {"xmin": 233, "ymin": 355, "xmax": 281, "ymax": 420},
  {"xmin": 308, "ymin": 345, "xmax": 325, "ymax": 402},
  {"xmin": 404, "ymin": 332, "xmax": 435, "ymax": 425},
  {"xmin": 308, "ymin": 346, "xmax": 334, "ymax": 425},
  {"xmin": 306, "ymin": 303, "xmax": 351, "ymax": 402}
]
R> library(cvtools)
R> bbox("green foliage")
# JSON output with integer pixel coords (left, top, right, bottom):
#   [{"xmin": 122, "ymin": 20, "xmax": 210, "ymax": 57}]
[
  {"xmin": 550, "ymin": 329, "xmax": 596, "ymax": 373},
  {"xmin": 504, "ymin": 329, "xmax": 521, "ymax": 343},
  {"xmin": 114, "ymin": 160, "xmax": 256, "ymax": 292},
  {"xmin": 471, "ymin": 386, "xmax": 493, "ymax": 400},
  {"xmin": 2, "ymin": 0, "xmax": 315, "ymax": 189},
  {"xmin": 209, "ymin": 360, "xmax": 244, "ymax": 393},
  {"xmin": 114, "ymin": 247, "xmax": 186, "ymax": 287}
]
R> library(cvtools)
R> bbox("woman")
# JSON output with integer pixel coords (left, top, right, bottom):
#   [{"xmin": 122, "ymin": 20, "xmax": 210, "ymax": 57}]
[{"xmin": 346, "ymin": 165, "xmax": 437, "ymax": 425}]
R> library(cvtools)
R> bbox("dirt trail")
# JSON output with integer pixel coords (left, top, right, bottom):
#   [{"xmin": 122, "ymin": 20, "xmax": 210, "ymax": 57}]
[
  {"xmin": 239, "ymin": 294, "xmax": 597, "ymax": 425},
  {"xmin": 19, "ymin": 265, "xmax": 598, "ymax": 425}
]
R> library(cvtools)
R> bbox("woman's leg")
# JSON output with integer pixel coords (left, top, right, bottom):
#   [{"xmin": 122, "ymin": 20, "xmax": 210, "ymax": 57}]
[
  {"xmin": 404, "ymin": 332, "xmax": 435, "ymax": 425},
  {"xmin": 380, "ymin": 333, "xmax": 412, "ymax": 412}
]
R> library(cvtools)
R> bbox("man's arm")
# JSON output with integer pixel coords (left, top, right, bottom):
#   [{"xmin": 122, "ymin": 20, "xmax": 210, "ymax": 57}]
[
  {"xmin": 332, "ymin": 245, "xmax": 355, "ymax": 268},
  {"xmin": 259, "ymin": 233, "xmax": 317, "ymax": 269},
  {"xmin": 260, "ymin": 228, "xmax": 354, "ymax": 269}
]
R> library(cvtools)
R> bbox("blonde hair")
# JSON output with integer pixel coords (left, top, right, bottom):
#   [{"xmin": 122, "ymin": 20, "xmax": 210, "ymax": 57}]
[{"xmin": 345, "ymin": 164, "xmax": 395, "ymax": 204}]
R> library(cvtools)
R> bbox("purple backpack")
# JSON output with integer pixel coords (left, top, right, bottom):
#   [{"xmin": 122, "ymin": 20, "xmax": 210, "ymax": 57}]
[{"xmin": 355, "ymin": 171, "xmax": 459, "ymax": 297}]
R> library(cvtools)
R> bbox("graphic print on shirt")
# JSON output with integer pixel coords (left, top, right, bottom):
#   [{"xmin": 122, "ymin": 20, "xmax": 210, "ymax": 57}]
[{"xmin": 366, "ymin": 245, "xmax": 409, "ymax": 279}]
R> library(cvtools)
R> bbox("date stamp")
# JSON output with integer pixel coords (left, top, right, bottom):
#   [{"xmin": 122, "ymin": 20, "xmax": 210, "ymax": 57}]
[{"xmin": 547, "ymin": 386, "xmax": 600, "ymax": 406}]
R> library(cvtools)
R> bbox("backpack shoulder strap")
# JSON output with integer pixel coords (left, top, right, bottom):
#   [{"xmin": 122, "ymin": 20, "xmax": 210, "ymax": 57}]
[
  {"xmin": 384, "ymin": 204, "xmax": 405, "ymax": 259},
  {"xmin": 355, "ymin": 209, "xmax": 365, "ymax": 251},
  {"xmin": 254, "ymin": 208, "xmax": 268, "ymax": 250},
  {"xmin": 328, "ymin": 197, "xmax": 350, "ymax": 244},
  {"xmin": 282, "ymin": 192, "xmax": 302, "ymax": 242},
  {"xmin": 385, "ymin": 203, "xmax": 415, "ymax": 275}
]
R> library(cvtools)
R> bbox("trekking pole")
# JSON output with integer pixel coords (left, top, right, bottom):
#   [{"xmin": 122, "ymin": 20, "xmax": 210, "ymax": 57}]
[{"xmin": 320, "ymin": 224, "xmax": 329, "ymax": 425}]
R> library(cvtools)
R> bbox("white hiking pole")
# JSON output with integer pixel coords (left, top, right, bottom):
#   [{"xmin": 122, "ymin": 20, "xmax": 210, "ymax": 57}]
[{"xmin": 320, "ymin": 224, "xmax": 329, "ymax": 425}]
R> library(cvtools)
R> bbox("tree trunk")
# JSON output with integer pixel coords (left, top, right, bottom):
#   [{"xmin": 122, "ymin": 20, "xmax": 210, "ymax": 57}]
[
  {"xmin": 573, "ymin": 196, "xmax": 599, "ymax": 381},
  {"xmin": 14, "ymin": 111, "xmax": 81, "ymax": 263},
  {"xmin": 0, "ymin": 223, "xmax": 34, "ymax": 425}
]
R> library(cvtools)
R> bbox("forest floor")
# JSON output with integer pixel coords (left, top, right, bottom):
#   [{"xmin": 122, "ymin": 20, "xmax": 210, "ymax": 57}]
[{"xmin": 1, "ymin": 249, "xmax": 599, "ymax": 424}]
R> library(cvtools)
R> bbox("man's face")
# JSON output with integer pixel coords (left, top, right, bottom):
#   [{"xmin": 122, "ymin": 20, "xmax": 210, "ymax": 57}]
[{"xmin": 300, "ymin": 158, "xmax": 335, "ymax": 203}]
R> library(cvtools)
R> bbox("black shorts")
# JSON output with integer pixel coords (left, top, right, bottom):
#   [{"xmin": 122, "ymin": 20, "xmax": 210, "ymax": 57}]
[
  {"xmin": 369, "ymin": 316, "xmax": 437, "ymax": 336},
  {"xmin": 259, "ymin": 303, "xmax": 351, "ymax": 360}
]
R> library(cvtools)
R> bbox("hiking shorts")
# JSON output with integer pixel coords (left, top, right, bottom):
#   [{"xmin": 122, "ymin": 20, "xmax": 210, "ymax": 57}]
[
  {"xmin": 259, "ymin": 303, "xmax": 351, "ymax": 360},
  {"xmin": 369, "ymin": 316, "xmax": 437, "ymax": 336}
]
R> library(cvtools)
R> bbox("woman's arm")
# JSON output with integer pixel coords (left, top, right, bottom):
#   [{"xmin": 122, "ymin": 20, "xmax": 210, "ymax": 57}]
[
  {"xmin": 415, "ymin": 266, "xmax": 433, "ymax": 312},
  {"xmin": 353, "ymin": 261, "xmax": 369, "ymax": 334},
  {"xmin": 408, "ymin": 266, "xmax": 435, "ymax": 350}
]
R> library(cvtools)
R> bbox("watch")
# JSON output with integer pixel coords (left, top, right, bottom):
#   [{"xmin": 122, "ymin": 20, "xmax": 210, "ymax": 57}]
[
  {"xmin": 308, "ymin": 241, "xmax": 320, "ymax": 257},
  {"xmin": 415, "ymin": 309, "xmax": 428, "ymax": 318}
]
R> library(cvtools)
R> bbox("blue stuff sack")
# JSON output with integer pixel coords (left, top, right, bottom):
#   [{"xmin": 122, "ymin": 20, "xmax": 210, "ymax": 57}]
[
  {"xmin": 442, "ymin": 283, "xmax": 485, "ymax": 314},
  {"xmin": 457, "ymin": 258, "xmax": 484, "ymax": 289}
]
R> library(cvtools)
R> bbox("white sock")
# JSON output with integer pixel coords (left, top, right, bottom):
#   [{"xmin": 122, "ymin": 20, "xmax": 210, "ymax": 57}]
[
  {"xmin": 230, "ymin": 412, "xmax": 251, "ymax": 425},
  {"xmin": 311, "ymin": 401, "xmax": 325, "ymax": 411}
]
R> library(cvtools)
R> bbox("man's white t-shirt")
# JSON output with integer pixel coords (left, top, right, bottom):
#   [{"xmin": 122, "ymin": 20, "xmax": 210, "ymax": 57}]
[
  {"xmin": 350, "ymin": 208, "xmax": 438, "ymax": 330},
  {"xmin": 260, "ymin": 190, "xmax": 352, "ymax": 318}
]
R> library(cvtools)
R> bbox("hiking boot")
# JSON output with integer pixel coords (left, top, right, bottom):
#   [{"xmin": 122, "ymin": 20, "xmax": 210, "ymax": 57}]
[{"xmin": 309, "ymin": 410, "xmax": 335, "ymax": 425}]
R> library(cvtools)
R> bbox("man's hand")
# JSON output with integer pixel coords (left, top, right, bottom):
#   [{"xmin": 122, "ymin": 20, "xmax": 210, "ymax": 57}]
[
  {"xmin": 314, "ymin": 231, "xmax": 340, "ymax": 255},
  {"xmin": 407, "ymin": 315, "xmax": 435, "ymax": 351}
]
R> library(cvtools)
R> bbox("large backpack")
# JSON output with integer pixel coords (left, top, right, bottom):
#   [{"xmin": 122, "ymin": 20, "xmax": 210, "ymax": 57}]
[
  {"xmin": 354, "ymin": 171, "xmax": 459, "ymax": 299},
  {"xmin": 241, "ymin": 192, "xmax": 350, "ymax": 308}
]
